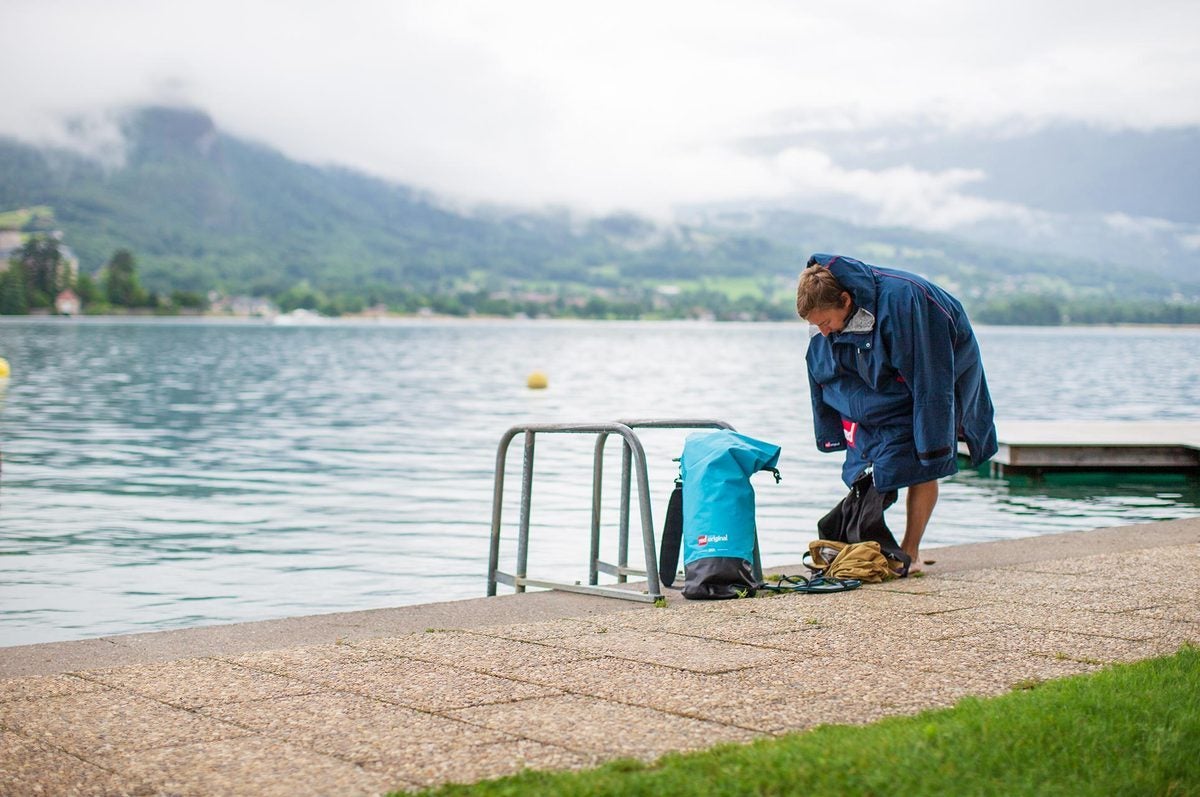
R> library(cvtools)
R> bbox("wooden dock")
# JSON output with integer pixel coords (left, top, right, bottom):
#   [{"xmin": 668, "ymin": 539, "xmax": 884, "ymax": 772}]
[{"xmin": 963, "ymin": 421, "xmax": 1200, "ymax": 476}]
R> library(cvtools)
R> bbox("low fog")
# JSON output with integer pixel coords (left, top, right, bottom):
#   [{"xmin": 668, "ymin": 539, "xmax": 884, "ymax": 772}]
[{"xmin": 2, "ymin": 0, "xmax": 1198, "ymax": 230}]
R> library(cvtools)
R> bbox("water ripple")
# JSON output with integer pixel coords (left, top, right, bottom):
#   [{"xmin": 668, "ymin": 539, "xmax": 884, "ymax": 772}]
[{"xmin": 1, "ymin": 319, "xmax": 1198, "ymax": 645}]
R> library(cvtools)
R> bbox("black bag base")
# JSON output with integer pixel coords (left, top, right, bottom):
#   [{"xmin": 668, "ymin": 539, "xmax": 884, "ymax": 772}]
[
  {"xmin": 817, "ymin": 470, "xmax": 912, "ymax": 574},
  {"xmin": 682, "ymin": 556, "xmax": 757, "ymax": 600}
]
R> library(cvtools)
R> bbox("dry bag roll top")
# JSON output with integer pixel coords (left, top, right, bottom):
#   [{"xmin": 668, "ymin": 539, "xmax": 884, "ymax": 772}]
[{"xmin": 679, "ymin": 430, "xmax": 781, "ymax": 600}]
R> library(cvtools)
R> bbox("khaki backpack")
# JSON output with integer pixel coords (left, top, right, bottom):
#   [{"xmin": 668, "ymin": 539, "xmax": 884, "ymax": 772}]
[{"xmin": 807, "ymin": 540, "xmax": 902, "ymax": 583}]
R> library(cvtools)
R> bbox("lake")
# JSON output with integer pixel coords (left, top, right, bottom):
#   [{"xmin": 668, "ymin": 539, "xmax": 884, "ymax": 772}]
[{"xmin": 2, "ymin": 317, "xmax": 1198, "ymax": 646}]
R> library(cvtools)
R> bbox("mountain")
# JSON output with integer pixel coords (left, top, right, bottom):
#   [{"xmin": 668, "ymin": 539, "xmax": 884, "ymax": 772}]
[
  {"xmin": 1, "ymin": 106, "xmax": 1196, "ymax": 311},
  {"xmin": 1, "ymin": 108, "xmax": 563, "ymax": 296},
  {"xmin": 0, "ymin": 108, "xmax": 818, "ymax": 300}
]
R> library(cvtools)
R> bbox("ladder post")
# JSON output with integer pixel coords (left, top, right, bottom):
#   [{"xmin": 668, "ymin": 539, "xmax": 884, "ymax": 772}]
[
  {"xmin": 616, "ymin": 426, "xmax": 662, "ymax": 599},
  {"xmin": 515, "ymin": 430, "xmax": 536, "ymax": 593},
  {"xmin": 588, "ymin": 432, "xmax": 608, "ymax": 586},
  {"xmin": 617, "ymin": 441, "xmax": 633, "ymax": 583},
  {"xmin": 486, "ymin": 429, "xmax": 517, "ymax": 596}
]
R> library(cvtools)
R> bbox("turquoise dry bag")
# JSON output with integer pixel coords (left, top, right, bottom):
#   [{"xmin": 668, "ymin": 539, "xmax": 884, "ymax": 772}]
[{"xmin": 678, "ymin": 430, "xmax": 781, "ymax": 599}]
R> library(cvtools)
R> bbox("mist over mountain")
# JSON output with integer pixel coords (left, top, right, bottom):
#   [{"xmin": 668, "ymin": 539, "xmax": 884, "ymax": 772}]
[
  {"xmin": 2, "ymin": 105, "xmax": 1197, "ymax": 311},
  {"xmin": 746, "ymin": 122, "xmax": 1200, "ymax": 222},
  {"xmin": 2, "ymin": 107, "xmax": 632, "ymax": 297},
  {"xmin": 735, "ymin": 121, "xmax": 1200, "ymax": 282}
]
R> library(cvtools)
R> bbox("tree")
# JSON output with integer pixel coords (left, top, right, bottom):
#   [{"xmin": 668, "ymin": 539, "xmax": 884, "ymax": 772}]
[
  {"xmin": 102, "ymin": 249, "xmax": 148, "ymax": 307},
  {"xmin": 974, "ymin": 294, "xmax": 1063, "ymax": 325},
  {"xmin": 16, "ymin": 235, "xmax": 65, "ymax": 307},
  {"xmin": 75, "ymin": 272, "xmax": 103, "ymax": 306},
  {"xmin": 276, "ymin": 280, "xmax": 326, "ymax": 312},
  {"xmin": 0, "ymin": 262, "xmax": 29, "ymax": 314},
  {"xmin": 169, "ymin": 289, "xmax": 207, "ymax": 309}
]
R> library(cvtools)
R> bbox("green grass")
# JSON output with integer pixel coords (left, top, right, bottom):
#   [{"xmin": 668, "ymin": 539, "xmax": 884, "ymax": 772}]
[
  {"xmin": 408, "ymin": 645, "xmax": 1199, "ymax": 797},
  {"xmin": 0, "ymin": 205, "xmax": 54, "ymax": 230},
  {"xmin": 694, "ymin": 276, "xmax": 780, "ymax": 301}
]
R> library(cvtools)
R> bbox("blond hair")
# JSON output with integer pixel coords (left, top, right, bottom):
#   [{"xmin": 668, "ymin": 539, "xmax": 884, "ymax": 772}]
[{"xmin": 795, "ymin": 264, "xmax": 848, "ymax": 319}]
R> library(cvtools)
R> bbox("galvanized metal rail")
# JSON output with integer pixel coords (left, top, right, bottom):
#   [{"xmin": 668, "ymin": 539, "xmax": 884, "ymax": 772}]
[
  {"xmin": 589, "ymin": 419, "xmax": 736, "ymax": 586},
  {"xmin": 486, "ymin": 418, "xmax": 737, "ymax": 603}
]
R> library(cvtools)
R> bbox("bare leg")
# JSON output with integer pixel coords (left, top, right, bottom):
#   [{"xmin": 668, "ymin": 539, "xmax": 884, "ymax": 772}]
[{"xmin": 902, "ymin": 480, "xmax": 939, "ymax": 573}]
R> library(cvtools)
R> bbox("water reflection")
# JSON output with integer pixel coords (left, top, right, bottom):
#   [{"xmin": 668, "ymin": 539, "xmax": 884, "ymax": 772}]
[{"xmin": 962, "ymin": 468, "xmax": 1199, "ymax": 514}]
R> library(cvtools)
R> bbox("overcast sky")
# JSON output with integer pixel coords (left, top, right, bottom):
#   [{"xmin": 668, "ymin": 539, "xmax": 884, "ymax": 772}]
[{"xmin": 3, "ymin": 0, "xmax": 1198, "ymax": 225}]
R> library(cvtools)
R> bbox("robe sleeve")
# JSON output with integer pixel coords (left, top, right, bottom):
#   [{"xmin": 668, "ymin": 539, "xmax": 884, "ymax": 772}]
[
  {"xmin": 807, "ymin": 357, "xmax": 846, "ymax": 454},
  {"xmin": 886, "ymin": 289, "xmax": 957, "ymax": 466}
]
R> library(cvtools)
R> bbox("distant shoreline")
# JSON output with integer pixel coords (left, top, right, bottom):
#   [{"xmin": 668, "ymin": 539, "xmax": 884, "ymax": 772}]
[{"xmin": 1, "ymin": 313, "xmax": 1199, "ymax": 331}]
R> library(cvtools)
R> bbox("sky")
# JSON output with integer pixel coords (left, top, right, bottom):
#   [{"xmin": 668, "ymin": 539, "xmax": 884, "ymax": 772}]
[{"xmin": 3, "ymin": 0, "xmax": 1199, "ymax": 227}]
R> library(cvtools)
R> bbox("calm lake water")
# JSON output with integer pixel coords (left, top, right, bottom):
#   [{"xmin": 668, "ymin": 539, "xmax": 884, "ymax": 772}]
[{"xmin": 2, "ymin": 318, "xmax": 1199, "ymax": 646}]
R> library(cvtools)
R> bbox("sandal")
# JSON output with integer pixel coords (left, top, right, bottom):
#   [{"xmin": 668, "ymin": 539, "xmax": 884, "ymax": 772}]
[{"xmin": 759, "ymin": 574, "xmax": 861, "ymax": 594}]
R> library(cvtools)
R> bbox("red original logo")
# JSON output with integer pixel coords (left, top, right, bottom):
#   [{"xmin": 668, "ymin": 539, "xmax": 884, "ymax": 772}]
[
  {"xmin": 842, "ymin": 420, "xmax": 858, "ymax": 447},
  {"xmin": 697, "ymin": 535, "xmax": 708, "ymax": 546}
]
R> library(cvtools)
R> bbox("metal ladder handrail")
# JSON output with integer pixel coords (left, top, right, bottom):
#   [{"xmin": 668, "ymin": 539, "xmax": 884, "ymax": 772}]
[
  {"xmin": 487, "ymin": 422, "xmax": 661, "ymax": 602},
  {"xmin": 589, "ymin": 419, "xmax": 738, "ymax": 586},
  {"xmin": 486, "ymin": 418, "xmax": 740, "ymax": 603}
]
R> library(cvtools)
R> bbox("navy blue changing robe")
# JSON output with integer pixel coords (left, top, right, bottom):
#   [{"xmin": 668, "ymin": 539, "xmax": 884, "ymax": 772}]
[{"xmin": 805, "ymin": 254, "xmax": 998, "ymax": 491}]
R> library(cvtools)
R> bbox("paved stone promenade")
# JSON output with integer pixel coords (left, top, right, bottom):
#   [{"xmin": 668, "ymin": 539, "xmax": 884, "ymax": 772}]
[{"xmin": 2, "ymin": 518, "xmax": 1198, "ymax": 796}]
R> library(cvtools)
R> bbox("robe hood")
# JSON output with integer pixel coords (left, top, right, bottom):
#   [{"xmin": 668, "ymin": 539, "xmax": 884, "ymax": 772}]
[{"xmin": 807, "ymin": 253, "xmax": 880, "ymax": 321}]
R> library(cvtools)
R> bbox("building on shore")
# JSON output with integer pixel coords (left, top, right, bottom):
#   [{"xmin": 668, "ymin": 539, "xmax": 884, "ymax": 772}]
[{"xmin": 55, "ymin": 288, "xmax": 81, "ymax": 316}]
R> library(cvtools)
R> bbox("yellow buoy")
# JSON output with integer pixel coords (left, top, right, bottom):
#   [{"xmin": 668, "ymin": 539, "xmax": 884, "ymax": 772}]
[
  {"xmin": 0, "ymin": 357, "xmax": 9, "ymax": 378},
  {"xmin": 526, "ymin": 370, "xmax": 548, "ymax": 389}
]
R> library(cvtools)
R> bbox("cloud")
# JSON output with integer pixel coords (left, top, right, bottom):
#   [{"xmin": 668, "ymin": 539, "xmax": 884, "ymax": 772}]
[
  {"xmin": 1104, "ymin": 213, "xmax": 1200, "ymax": 254},
  {"xmin": 1104, "ymin": 213, "xmax": 1179, "ymax": 236},
  {"xmin": 2, "ymin": 0, "xmax": 1198, "ymax": 218},
  {"xmin": 767, "ymin": 147, "xmax": 1038, "ymax": 231}
]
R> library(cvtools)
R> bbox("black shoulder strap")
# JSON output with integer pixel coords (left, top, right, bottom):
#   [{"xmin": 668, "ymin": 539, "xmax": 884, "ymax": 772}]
[{"xmin": 658, "ymin": 482, "xmax": 683, "ymax": 587}]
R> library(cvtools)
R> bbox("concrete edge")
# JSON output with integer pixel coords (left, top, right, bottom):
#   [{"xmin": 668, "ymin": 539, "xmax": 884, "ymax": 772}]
[{"xmin": 4, "ymin": 517, "xmax": 1198, "ymax": 679}]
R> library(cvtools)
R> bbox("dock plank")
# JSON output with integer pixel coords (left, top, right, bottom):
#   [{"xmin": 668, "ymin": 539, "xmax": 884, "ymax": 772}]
[{"xmin": 962, "ymin": 421, "xmax": 1200, "ymax": 474}]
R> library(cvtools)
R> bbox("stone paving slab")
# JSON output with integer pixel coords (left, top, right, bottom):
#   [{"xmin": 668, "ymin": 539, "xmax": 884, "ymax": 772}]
[
  {"xmin": 362, "ymin": 737, "xmax": 597, "ymax": 790},
  {"xmin": 104, "ymin": 736, "xmax": 400, "ymax": 797},
  {"xmin": 0, "ymin": 688, "xmax": 253, "ymax": 763},
  {"xmin": 949, "ymin": 581, "xmax": 1177, "ymax": 614},
  {"xmin": 1132, "ymin": 604, "xmax": 1200, "ymax": 625},
  {"xmin": 945, "ymin": 603, "xmax": 1172, "ymax": 640},
  {"xmin": 199, "ymin": 691, "xmax": 514, "ymax": 762},
  {"xmin": 445, "ymin": 693, "xmax": 759, "ymax": 760},
  {"xmin": 0, "ymin": 590, "xmax": 651, "ymax": 680},
  {"xmin": 541, "ymin": 628, "xmax": 785, "ymax": 673},
  {"xmin": 1, "ymin": 518, "xmax": 1198, "ymax": 795},
  {"xmin": 265, "ymin": 655, "xmax": 564, "ymax": 712},
  {"xmin": 464, "ymin": 617, "xmax": 612, "ymax": 643},
  {"xmin": 593, "ymin": 604, "xmax": 808, "ymax": 640},
  {"xmin": 0, "ymin": 731, "xmax": 139, "ymax": 797},
  {"xmin": 352, "ymin": 631, "xmax": 601, "ymax": 678},
  {"xmin": 217, "ymin": 641, "xmax": 396, "ymax": 680},
  {"xmin": 78, "ymin": 657, "xmax": 321, "ymax": 710},
  {"xmin": 0, "ymin": 673, "xmax": 107, "ymax": 704}
]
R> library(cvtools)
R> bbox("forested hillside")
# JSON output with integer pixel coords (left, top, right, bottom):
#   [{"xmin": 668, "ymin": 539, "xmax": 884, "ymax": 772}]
[{"xmin": 2, "ymin": 106, "xmax": 1197, "ymax": 321}]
